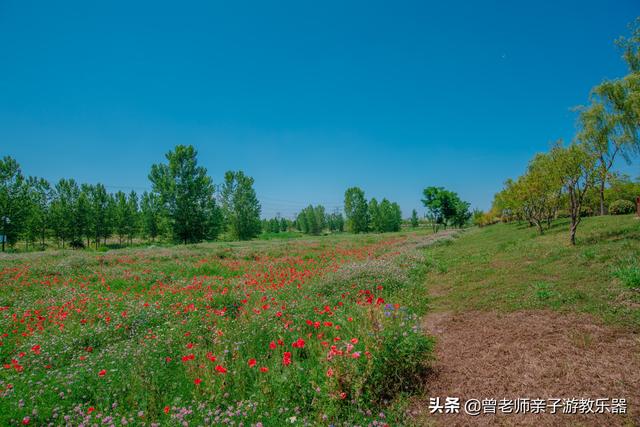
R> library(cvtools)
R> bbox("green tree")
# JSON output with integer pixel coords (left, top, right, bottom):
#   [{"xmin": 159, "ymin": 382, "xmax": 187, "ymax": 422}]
[
  {"xmin": 221, "ymin": 170, "xmax": 262, "ymax": 240},
  {"xmin": 87, "ymin": 184, "xmax": 111, "ymax": 248},
  {"xmin": 114, "ymin": 191, "xmax": 129, "ymax": 245},
  {"xmin": 25, "ymin": 177, "xmax": 52, "ymax": 250},
  {"xmin": 327, "ymin": 209, "xmax": 344, "ymax": 232},
  {"xmin": 126, "ymin": 191, "xmax": 139, "ymax": 244},
  {"xmin": 410, "ymin": 209, "xmax": 419, "ymax": 228},
  {"xmin": 550, "ymin": 141, "xmax": 598, "ymax": 245},
  {"xmin": 368, "ymin": 198, "xmax": 382, "ymax": 232},
  {"xmin": 51, "ymin": 179, "xmax": 81, "ymax": 248},
  {"xmin": 0, "ymin": 157, "xmax": 29, "ymax": 251},
  {"xmin": 140, "ymin": 191, "xmax": 163, "ymax": 241},
  {"xmin": 149, "ymin": 145, "xmax": 221, "ymax": 243},
  {"xmin": 344, "ymin": 187, "xmax": 368, "ymax": 233},
  {"xmin": 421, "ymin": 187, "xmax": 448, "ymax": 232}
]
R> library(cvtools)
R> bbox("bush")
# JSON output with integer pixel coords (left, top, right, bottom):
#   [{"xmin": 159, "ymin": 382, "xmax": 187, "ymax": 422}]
[
  {"xmin": 580, "ymin": 206, "xmax": 593, "ymax": 217},
  {"xmin": 363, "ymin": 329, "xmax": 434, "ymax": 402},
  {"xmin": 69, "ymin": 239, "xmax": 85, "ymax": 249},
  {"xmin": 609, "ymin": 199, "xmax": 635, "ymax": 215}
]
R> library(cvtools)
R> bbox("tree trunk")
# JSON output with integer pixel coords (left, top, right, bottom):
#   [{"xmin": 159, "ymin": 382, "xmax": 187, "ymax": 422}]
[
  {"xmin": 599, "ymin": 179, "xmax": 606, "ymax": 216},
  {"xmin": 570, "ymin": 217, "xmax": 578, "ymax": 245}
]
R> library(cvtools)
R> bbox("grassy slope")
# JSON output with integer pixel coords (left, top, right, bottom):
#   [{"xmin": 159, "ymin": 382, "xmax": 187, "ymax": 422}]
[{"xmin": 422, "ymin": 214, "xmax": 640, "ymax": 330}]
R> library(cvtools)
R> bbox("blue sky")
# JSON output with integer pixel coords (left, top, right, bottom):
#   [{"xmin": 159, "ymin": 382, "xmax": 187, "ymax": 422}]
[{"xmin": 1, "ymin": 1, "xmax": 638, "ymax": 218}]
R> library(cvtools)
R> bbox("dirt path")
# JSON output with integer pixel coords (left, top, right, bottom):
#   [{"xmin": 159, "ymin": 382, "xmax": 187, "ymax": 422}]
[{"xmin": 409, "ymin": 310, "xmax": 640, "ymax": 426}]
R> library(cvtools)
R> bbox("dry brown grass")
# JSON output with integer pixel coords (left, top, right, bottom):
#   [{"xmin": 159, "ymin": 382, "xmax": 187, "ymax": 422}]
[{"xmin": 410, "ymin": 310, "xmax": 640, "ymax": 426}]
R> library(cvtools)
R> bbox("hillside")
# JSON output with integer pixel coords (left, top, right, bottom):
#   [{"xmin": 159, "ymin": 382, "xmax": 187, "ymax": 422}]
[{"xmin": 412, "ymin": 214, "xmax": 640, "ymax": 426}]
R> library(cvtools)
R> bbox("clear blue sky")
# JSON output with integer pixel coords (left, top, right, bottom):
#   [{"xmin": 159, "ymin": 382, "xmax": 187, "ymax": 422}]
[{"xmin": 1, "ymin": 1, "xmax": 638, "ymax": 218}]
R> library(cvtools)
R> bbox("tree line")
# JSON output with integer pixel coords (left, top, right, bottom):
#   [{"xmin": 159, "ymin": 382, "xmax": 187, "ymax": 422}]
[
  {"xmin": 481, "ymin": 19, "xmax": 640, "ymax": 245},
  {"xmin": 0, "ymin": 145, "xmax": 262, "ymax": 251},
  {"xmin": 342, "ymin": 187, "xmax": 404, "ymax": 233}
]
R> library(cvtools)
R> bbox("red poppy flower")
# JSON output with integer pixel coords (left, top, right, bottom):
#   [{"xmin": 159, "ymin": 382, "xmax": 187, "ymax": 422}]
[
  {"xmin": 215, "ymin": 365, "xmax": 227, "ymax": 373},
  {"xmin": 282, "ymin": 352, "xmax": 292, "ymax": 366},
  {"xmin": 164, "ymin": 406, "xmax": 170, "ymax": 414},
  {"xmin": 248, "ymin": 358, "xmax": 256, "ymax": 368},
  {"xmin": 31, "ymin": 345, "xmax": 41, "ymax": 355},
  {"xmin": 194, "ymin": 378, "xmax": 202, "ymax": 385},
  {"xmin": 98, "ymin": 369, "xmax": 106, "ymax": 377},
  {"xmin": 260, "ymin": 367, "xmax": 269, "ymax": 372},
  {"xmin": 269, "ymin": 341, "xmax": 276, "ymax": 350}
]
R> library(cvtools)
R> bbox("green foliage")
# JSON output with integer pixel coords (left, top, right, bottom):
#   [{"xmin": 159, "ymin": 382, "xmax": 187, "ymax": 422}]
[
  {"xmin": 369, "ymin": 198, "xmax": 402, "ymax": 233},
  {"xmin": 149, "ymin": 145, "xmax": 221, "ymax": 243},
  {"xmin": 327, "ymin": 209, "xmax": 344, "ymax": 232},
  {"xmin": 410, "ymin": 209, "xmax": 419, "ymax": 228},
  {"xmin": 296, "ymin": 205, "xmax": 326, "ymax": 235},
  {"xmin": 0, "ymin": 157, "xmax": 30, "ymax": 250},
  {"xmin": 364, "ymin": 329, "xmax": 434, "ymax": 402},
  {"xmin": 344, "ymin": 187, "xmax": 369, "ymax": 233},
  {"xmin": 609, "ymin": 199, "xmax": 635, "ymax": 215},
  {"xmin": 140, "ymin": 191, "xmax": 165, "ymax": 241},
  {"xmin": 421, "ymin": 186, "xmax": 471, "ymax": 231},
  {"xmin": 221, "ymin": 170, "xmax": 262, "ymax": 240}
]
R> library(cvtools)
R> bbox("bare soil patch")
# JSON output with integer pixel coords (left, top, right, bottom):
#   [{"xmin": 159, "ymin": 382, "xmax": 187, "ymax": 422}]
[{"xmin": 410, "ymin": 310, "xmax": 640, "ymax": 426}]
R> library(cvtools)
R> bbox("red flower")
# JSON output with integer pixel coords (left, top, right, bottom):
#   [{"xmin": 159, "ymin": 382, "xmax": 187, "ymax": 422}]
[
  {"xmin": 206, "ymin": 352, "xmax": 217, "ymax": 362},
  {"xmin": 163, "ymin": 406, "xmax": 170, "ymax": 414},
  {"xmin": 87, "ymin": 407, "xmax": 95, "ymax": 414},
  {"xmin": 248, "ymin": 358, "xmax": 257, "ymax": 368},
  {"xmin": 21, "ymin": 417, "xmax": 30, "ymax": 425},
  {"xmin": 181, "ymin": 354, "xmax": 195, "ymax": 362},
  {"xmin": 260, "ymin": 366, "xmax": 269, "ymax": 372},
  {"xmin": 282, "ymin": 352, "xmax": 292, "ymax": 366},
  {"xmin": 98, "ymin": 369, "xmax": 106, "ymax": 377},
  {"xmin": 194, "ymin": 378, "xmax": 202, "ymax": 385},
  {"xmin": 31, "ymin": 344, "xmax": 41, "ymax": 355},
  {"xmin": 269, "ymin": 341, "xmax": 277, "ymax": 350},
  {"xmin": 292, "ymin": 338, "xmax": 305, "ymax": 348},
  {"xmin": 215, "ymin": 365, "xmax": 227, "ymax": 373},
  {"xmin": 350, "ymin": 338, "xmax": 358, "ymax": 344}
]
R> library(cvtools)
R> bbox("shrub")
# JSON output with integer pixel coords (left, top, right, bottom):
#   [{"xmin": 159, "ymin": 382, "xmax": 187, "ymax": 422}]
[
  {"xmin": 580, "ymin": 206, "xmax": 593, "ymax": 217},
  {"xmin": 363, "ymin": 328, "xmax": 434, "ymax": 402},
  {"xmin": 609, "ymin": 199, "xmax": 635, "ymax": 215}
]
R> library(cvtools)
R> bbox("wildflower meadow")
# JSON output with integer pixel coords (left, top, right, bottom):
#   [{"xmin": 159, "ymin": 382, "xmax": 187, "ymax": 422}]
[{"xmin": 0, "ymin": 232, "xmax": 439, "ymax": 426}]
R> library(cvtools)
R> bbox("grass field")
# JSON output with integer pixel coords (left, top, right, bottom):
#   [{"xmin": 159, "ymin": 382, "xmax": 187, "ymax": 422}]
[
  {"xmin": 423, "ymin": 214, "xmax": 640, "ymax": 330},
  {"xmin": 1, "ymin": 216, "xmax": 638, "ymax": 426},
  {"xmin": 0, "ymin": 229, "xmax": 444, "ymax": 426}
]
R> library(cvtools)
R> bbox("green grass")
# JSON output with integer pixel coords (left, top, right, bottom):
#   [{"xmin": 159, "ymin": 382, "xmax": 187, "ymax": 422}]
[
  {"xmin": 0, "ymin": 229, "xmax": 436, "ymax": 426},
  {"xmin": 422, "ymin": 214, "xmax": 640, "ymax": 330}
]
